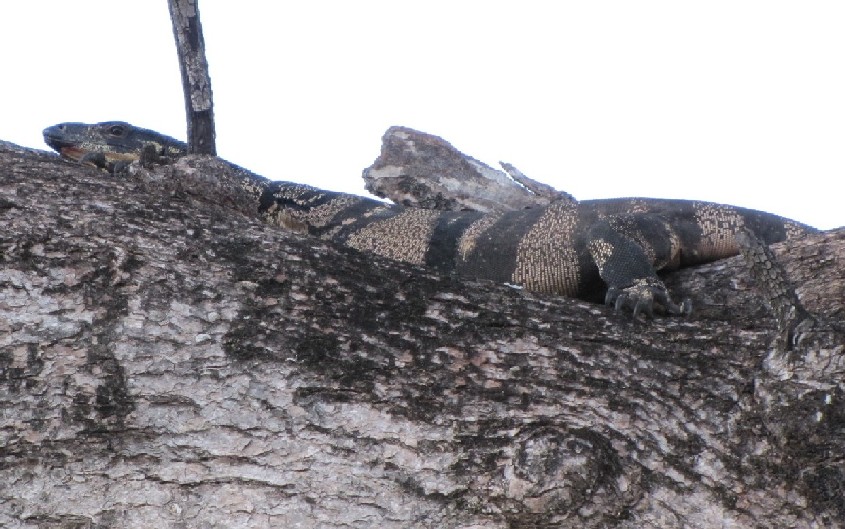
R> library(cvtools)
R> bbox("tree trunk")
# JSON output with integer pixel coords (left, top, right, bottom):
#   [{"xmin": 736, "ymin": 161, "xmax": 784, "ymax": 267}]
[
  {"xmin": 168, "ymin": 0, "xmax": 216, "ymax": 155},
  {"xmin": 1, "ymin": 140, "xmax": 843, "ymax": 528}
]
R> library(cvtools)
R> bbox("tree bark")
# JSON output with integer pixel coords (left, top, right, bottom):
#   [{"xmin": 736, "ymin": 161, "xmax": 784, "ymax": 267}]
[
  {"xmin": 363, "ymin": 127, "xmax": 573, "ymax": 212},
  {"xmin": 168, "ymin": 0, "xmax": 216, "ymax": 155},
  {"xmin": 1, "ymin": 140, "xmax": 843, "ymax": 528}
]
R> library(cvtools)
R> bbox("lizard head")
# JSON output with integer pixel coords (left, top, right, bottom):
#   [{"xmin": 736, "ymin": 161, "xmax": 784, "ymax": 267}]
[{"xmin": 43, "ymin": 121, "xmax": 187, "ymax": 166}]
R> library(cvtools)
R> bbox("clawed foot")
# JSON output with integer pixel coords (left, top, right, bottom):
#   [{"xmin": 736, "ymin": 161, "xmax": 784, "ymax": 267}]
[{"xmin": 605, "ymin": 278, "xmax": 692, "ymax": 318}]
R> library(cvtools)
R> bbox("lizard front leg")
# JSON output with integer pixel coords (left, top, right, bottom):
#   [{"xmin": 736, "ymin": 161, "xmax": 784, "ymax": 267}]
[
  {"xmin": 587, "ymin": 216, "xmax": 692, "ymax": 317},
  {"xmin": 79, "ymin": 144, "xmax": 172, "ymax": 175}
]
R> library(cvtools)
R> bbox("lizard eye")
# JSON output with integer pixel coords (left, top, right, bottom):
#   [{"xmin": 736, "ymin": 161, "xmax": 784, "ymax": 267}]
[{"xmin": 108, "ymin": 125, "xmax": 126, "ymax": 136}]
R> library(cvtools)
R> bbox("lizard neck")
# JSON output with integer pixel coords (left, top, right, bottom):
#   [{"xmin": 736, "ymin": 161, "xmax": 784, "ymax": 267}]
[{"xmin": 259, "ymin": 182, "xmax": 387, "ymax": 235}]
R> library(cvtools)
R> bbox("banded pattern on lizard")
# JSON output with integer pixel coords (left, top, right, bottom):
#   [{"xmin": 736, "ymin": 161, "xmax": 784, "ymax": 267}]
[{"xmin": 43, "ymin": 121, "xmax": 817, "ymax": 316}]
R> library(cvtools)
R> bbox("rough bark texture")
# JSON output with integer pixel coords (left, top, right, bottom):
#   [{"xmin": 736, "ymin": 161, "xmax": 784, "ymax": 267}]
[
  {"xmin": 168, "ymin": 0, "xmax": 216, "ymax": 155},
  {"xmin": 1, "ymin": 140, "xmax": 843, "ymax": 528},
  {"xmin": 363, "ymin": 127, "xmax": 573, "ymax": 212}
]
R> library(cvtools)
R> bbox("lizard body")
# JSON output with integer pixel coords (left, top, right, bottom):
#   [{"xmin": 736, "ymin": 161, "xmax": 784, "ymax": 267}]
[{"xmin": 43, "ymin": 121, "xmax": 816, "ymax": 316}]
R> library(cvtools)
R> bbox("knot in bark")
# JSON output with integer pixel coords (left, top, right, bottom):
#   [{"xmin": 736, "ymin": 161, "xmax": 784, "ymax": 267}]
[{"xmin": 504, "ymin": 425, "xmax": 615, "ymax": 514}]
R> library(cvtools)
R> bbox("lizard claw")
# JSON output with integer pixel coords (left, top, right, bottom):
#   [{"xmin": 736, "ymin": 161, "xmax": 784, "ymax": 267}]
[
  {"xmin": 632, "ymin": 296, "xmax": 655, "ymax": 319},
  {"xmin": 605, "ymin": 279, "xmax": 692, "ymax": 318}
]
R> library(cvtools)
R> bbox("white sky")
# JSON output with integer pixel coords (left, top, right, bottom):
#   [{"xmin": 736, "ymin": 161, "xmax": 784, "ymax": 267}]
[{"xmin": 2, "ymin": 2, "xmax": 843, "ymax": 229}]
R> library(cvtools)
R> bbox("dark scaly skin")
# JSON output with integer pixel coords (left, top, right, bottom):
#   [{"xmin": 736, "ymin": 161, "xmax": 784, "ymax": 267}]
[
  {"xmin": 42, "ymin": 121, "xmax": 818, "ymax": 317},
  {"xmin": 43, "ymin": 121, "xmax": 187, "ymax": 172}
]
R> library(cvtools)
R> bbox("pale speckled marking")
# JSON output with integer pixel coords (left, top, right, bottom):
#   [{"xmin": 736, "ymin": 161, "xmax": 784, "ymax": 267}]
[
  {"xmin": 346, "ymin": 208, "xmax": 442, "ymax": 264},
  {"xmin": 588, "ymin": 239, "xmax": 614, "ymax": 269},
  {"xmin": 302, "ymin": 195, "xmax": 369, "ymax": 228},
  {"xmin": 605, "ymin": 198, "xmax": 652, "ymax": 216},
  {"xmin": 662, "ymin": 219, "xmax": 682, "ymax": 270},
  {"xmin": 512, "ymin": 201, "xmax": 580, "ymax": 295},
  {"xmin": 785, "ymin": 220, "xmax": 811, "ymax": 240},
  {"xmin": 694, "ymin": 202, "xmax": 744, "ymax": 259},
  {"xmin": 625, "ymin": 217, "xmax": 681, "ymax": 270},
  {"xmin": 238, "ymin": 177, "xmax": 264, "ymax": 194},
  {"xmin": 268, "ymin": 188, "xmax": 370, "ymax": 230},
  {"xmin": 457, "ymin": 213, "xmax": 503, "ymax": 260},
  {"xmin": 611, "ymin": 216, "xmax": 657, "ymax": 263}
]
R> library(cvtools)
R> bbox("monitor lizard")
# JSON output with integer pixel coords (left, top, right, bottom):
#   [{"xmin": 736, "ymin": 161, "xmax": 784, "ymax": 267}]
[{"xmin": 43, "ymin": 121, "xmax": 817, "ymax": 317}]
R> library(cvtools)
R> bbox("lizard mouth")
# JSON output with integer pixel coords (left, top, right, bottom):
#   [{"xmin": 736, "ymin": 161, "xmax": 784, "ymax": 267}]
[
  {"xmin": 43, "ymin": 136, "xmax": 85, "ymax": 162},
  {"xmin": 43, "ymin": 128, "xmax": 73, "ymax": 155},
  {"xmin": 57, "ymin": 146, "xmax": 86, "ymax": 162},
  {"xmin": 43, "ymin": 126, "xmax": 87, "ymax": 162}
]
